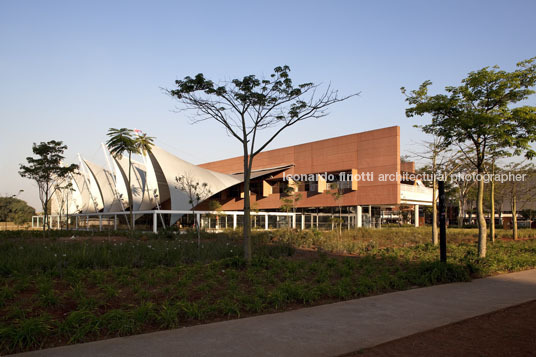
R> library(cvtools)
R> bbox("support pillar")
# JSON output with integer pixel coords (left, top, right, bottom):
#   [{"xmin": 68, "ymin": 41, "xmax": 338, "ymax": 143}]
[
  {"xmin": 292, "ymin": 213, "xmax": 296, "ymax": 229},
  {"xmin": 114, "ymin": 215, "xmax": 117, "ymax": 230},
  {"xmin": 153, "ymin": 211, "xmax": 157, "ymax": 234},
  {"xmin": 233, "ymin": 214, "xmax": 237, "ymax": 230},
  {"xmin": 99, "ymin": 215, "xmax": 102, "ymax": 231},
  {"xmin": 265, "ymin": 214, "xmax": 268, "ymax": 230},
  {"xmin": 414, "ymin": 204, "xmax": 420, "ymax": 228},
  {"xmin": 197, "ymin": 213, "xmax": 201, "ymax": 229},
  {"xmin": 301, "ymin": 214, "xmax": 305, "ymax": 230},
  {"xmin": 357, "ymin": 206, "xmax": 362, "ymax": 228}
]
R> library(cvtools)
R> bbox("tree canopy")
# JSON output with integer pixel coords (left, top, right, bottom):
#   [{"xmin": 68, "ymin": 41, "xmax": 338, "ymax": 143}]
[
  {"xmin": 19, "ymin": 140, "xmax": 77, "ymax": 231},
  {"xmin": 0, "ymin": 197, "xmax": 35, "ymax": 225},
  {"xmin": 168, "ymin": 65, "xmax": 358, "ymax": 261},
  {"xmin": 402, "ymin": 57, "xmax": 536, "ymax": 257}
]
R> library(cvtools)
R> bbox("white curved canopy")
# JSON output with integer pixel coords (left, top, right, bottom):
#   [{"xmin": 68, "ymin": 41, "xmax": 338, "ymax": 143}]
[
  {"xmin": 83, "ymin": 160, "xmax": 123, "ymax": 212},
  {"xmin": 60, "ymin": 144, "xmax": 242, "ymax": 220},
  {"xmin": 147, "ymin": 145, "xmax": 240, "ymax": 215}
]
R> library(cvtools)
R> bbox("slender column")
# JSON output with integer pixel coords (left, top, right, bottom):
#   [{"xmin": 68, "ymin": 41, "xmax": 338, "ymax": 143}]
[
  {"xmin": 292, "ymin": 213, "xmax": 296, "ymax": 229},
  {"xmin": 301, "ymin": 214, "xmax": 305, "ymax": 230},
  {"xmin": 414, "ymin": 204, "xmax": 420, "ymax": 227},
  {"xmin": 99, "ymin": 215, "xmax": 102, "ymax": 231},
  {"xmin": 265, "ymin": 214, "xmax": 268, "ymax": 230},
  {"xmin": 197, "ymin": 213, "xmax": 201, "ymax": 229},
  {"xmin": 233, "ymin": 214, "xmax": 237, "ymax": 230},
  {"xmin": 153, "ymin": 211, "xmax": 157, "ymax": 233},
  {"xmin": 114, "ymin": 215, "xmax": 117, "ymax": 230}
]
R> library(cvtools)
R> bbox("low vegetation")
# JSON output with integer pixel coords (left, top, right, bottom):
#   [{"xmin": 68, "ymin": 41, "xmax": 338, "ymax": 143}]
[{"xmin": 1, "ymin": 227, "xmax": 535, "ymax": 354}]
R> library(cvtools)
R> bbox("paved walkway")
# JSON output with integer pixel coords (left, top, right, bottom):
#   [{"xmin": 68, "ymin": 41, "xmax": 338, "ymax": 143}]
[{"xmin": 18, "ymin": 269, "xmax": 536, "ymax": 357}]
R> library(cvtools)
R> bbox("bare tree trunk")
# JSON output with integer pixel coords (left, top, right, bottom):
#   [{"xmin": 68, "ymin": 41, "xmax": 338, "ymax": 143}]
[
  {"xmin": 468, "ymin": 200, "xmax": 473, "ymax": 225},
  {"xmin": 339, "ymin": 205, "xmax": 342, "ymax": 235},
  {"xmin": 432, "ymin": 178, "xmax": 438, "ymax": 245},
  {"xmin": 477, "ymin": 175, "xmax": 487, "ymax": 258},
  {"xmin": 243, "ymin": 149, "xmax": 252, "ymax": 262},
  {"xmin": 457, "ymin": 197, "xmax": 464, "ymax": 227},
  {"xmin": 66, "ymin": 195, "xmax": 70, "ymax": 231},
  {"xmin": 490, "ymin": 162, "xmax": 496, "ymax": 242},
  {"xmin": 512, "ymin": 185, "xmax": 518, "ymax": 241}
]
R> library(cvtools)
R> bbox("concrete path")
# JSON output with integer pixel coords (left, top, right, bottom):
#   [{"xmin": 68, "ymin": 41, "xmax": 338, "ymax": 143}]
[{"xmin": 17, "ymin": 269, "xmax": 536, "ymax": 357}]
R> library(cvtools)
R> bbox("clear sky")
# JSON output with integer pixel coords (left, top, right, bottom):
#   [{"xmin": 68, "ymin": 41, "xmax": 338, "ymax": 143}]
[{"xmin": 1, "ymin": 0, "xmax": 535, "ymax": 210}]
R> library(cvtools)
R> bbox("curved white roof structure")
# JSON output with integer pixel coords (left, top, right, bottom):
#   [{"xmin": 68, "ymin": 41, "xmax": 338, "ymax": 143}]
[
  {"xmin": 147, "ymin": 145, "xmax": 240, "ymax": 211},
  {"xmin": 52, "ymin": 144, "xmax": 242, "ymax": 223},
  {"xmin": 83, "ymin": 160, "xmax": 123, "ymax": 213}
]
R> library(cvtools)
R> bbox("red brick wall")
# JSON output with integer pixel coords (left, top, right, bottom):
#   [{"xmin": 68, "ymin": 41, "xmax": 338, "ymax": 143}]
[{"xmin": 200, "ymin": 126, "xmax": 401, "ymax": 209}]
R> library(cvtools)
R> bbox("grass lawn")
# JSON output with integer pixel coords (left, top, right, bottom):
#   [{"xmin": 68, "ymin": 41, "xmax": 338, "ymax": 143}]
[{"xmin": 1, "ymin": 227, "xmax": 535, "ymax": 354}]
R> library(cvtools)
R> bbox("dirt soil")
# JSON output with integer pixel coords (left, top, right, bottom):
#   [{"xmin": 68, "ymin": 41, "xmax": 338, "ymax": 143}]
[{"xmin": 342, "ymin": 300, "xmax": 536, "ymax": 357}]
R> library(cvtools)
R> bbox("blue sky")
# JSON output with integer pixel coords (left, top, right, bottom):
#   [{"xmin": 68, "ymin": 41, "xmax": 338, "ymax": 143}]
[{"xmin": 1, "ymin": 0, "xmax": 535, "ymax": 209}]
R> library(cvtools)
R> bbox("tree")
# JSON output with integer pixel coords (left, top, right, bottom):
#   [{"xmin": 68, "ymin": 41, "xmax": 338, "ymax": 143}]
[
  {"xmin": 207, "ymin": 199, "xmax": 223, "ymax": 229},
  {"xmin": 503, "ymin": 162, "xmax": 535, "ymax": 240},
  {"xmin": 19, "ymin": 141, "xmax": 77, "ymax": 232},
  {"xmin": 168, "ymin": 65, "xmax": 358, "ymax": 262},
  {"xmin": 488, "ymin": 159, "xmax": 496, "ymax": 242},
  {"xmin": 53, "ymin": 177, "xmax": 74, "ymax": 229},
  {"xmin": 328, "ymin": 182, "xmax": 344, "ymax": 249},
  {"xmin": 175, "ymin": 173, "xmax": 212, "ymax": 247},
  {"xmin": 106, "ymin": 128, "xmax": 154, "ymax": 234},
  {"xmin": 411, "ymin": 136, "xmax": 459, "ymax": 245},
  {"xmin": 0, "ymin": 193, "xmax": 34, "ymax": 228},
  {"xmin": 402, "ymin": 57, "xmax": 536, "ymax": 257},
  {"xmin": 280, "ymin": 181, "xmax": 302, "ymax": 232},
  {"xmin": 451, "ymin": 160, "xmax": 476, "ymax": 228}
]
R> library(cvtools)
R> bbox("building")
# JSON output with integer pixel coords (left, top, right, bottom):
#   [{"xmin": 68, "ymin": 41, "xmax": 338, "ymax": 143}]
[{"xmin": 49, "ymin": 126, "xmax": 433, "ymax": 230}]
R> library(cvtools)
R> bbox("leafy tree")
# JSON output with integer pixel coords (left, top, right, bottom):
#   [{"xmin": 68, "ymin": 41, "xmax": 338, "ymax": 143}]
[
  {"xmin": 106, "ymin": 128, "xmax": 154, "ymax": 234},
  {"xmin": 402, "ymin": 57, "xmax": 536, "ymax": 257},
  {"xmin": 0, "ymin": 195, "xmax": 35, "ymax": 227},
  {"xmin": 19, "ymin": 141, "xmax": 77, "ymax": 232},
  {"xmin": 175, "ymin": 173, "xmax": 212, "ymax": 247},
  {"xmin": 168, "ymin": 65, "xmax": 358, "ymax": 262}
]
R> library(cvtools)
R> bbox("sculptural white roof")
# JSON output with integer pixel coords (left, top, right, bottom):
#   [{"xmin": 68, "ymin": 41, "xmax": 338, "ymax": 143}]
[
  {"xmin": 147, "ymin": 145, "xmax": 241, "ymax": 224},
  {"xmin": 53, "ymin": 144, "xmax": 242, "ymax": 223},
  {"xmin": 83, "ymin": 160, "xmax": 123, "ymax": 213}
]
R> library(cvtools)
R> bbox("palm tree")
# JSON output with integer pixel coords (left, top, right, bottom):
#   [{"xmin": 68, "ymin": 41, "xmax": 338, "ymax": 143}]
[
  {"xmin": 135, "ymin": 132, "xmax": 155, "ymax": 156},
  {"xmin": 106, "ymin": 128, "xmax": 154, "ymax": 234}
]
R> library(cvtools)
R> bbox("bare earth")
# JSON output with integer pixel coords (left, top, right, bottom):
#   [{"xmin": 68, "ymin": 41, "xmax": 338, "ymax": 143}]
[{"xmin": 343, "ymin": 300, "xmax": 536, "ymax": 357}]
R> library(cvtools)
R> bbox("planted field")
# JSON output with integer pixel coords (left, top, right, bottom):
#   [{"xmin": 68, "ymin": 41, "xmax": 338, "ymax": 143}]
[{"xmin": 1, "ymin": 228, "xmax": 536, "ymax": 354}]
